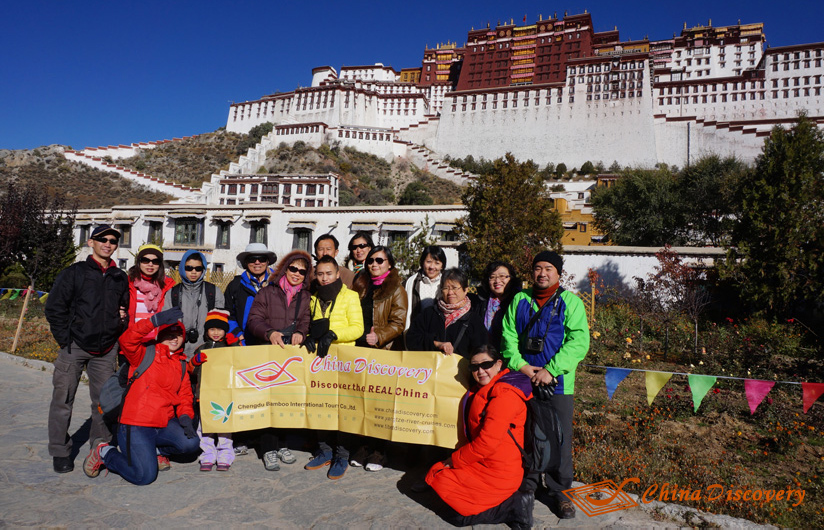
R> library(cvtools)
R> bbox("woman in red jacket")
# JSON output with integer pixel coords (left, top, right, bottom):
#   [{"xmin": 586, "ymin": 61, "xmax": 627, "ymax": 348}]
[
  {"xmin": 82, "ymin": 307, "xmax": 200, "ymax": 485},
  {"xmin": 127, "ymin": 244, "xmax": 175, "ymax": 324},
  {"xmin": 425, "ymin": 345, "xmax": 534, "ymax": 528}
]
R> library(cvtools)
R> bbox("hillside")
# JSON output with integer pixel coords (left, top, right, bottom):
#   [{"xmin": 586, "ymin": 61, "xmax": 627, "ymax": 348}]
[
  {"xmin": 0, "ymin": 146, "xmax": 172, "ymax": 207},
  {"xmin": 117, "ymin": 129, "xmax": 248, "ymax": 188},
  {"xmin": 260, "ymin": 142, "xmax": 462, "ymax": 206}
]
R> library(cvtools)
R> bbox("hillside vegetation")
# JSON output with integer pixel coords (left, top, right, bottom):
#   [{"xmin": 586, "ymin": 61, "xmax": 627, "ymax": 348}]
[
  {"xmin": 261, "ymin": 142, "xmax": 462, "ymax": 206},
  {"xmin": 118, "ymin": 129, "xmax": 248, "ymax": 188},
  {"xmin": 0, "ymin": 146, "xmax": 172, "ymax": 208}
]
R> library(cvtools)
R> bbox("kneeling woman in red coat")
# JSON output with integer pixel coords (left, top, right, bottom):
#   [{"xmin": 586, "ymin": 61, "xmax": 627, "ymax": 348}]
[
  {"xmin": 426, "ymin": 345, "xmax": 534, "ymax": 528},
  {"xmin": 82, "ymin": 307, "xmax": 200, "ymax": 485}
]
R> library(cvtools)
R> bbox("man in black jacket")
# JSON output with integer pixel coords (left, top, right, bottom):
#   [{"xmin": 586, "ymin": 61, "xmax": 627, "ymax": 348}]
[{"xmin": 45, "ymin": 225, "xmax": 129, "ymax": 473}]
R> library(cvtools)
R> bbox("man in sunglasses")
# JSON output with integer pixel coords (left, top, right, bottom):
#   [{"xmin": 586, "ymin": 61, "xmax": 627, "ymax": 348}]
[
  {"xmin": 500, "ymin": 251, "xmax": 589, "ymax": 520},
  {"xmin": 45, "ymin": 224, "xmax": 130, "ymax": 474},
  {"xmin": 225, "ymin": 243, "xmax": 277, "ymax": 346},
  {"xmin": 166, "ymin": 250, "xmax": 225, "ymax": 359}
]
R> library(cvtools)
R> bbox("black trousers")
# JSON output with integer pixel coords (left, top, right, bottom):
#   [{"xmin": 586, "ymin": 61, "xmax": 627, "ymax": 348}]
[{"xmin": 442, "ymin": 489, "xmax": 533, "ymax": 527}]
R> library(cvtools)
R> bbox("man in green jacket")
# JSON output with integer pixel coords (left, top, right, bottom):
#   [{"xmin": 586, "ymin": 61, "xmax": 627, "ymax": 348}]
[{"xmin": 501, "ymin": 250, "xmax": 590, "ymax": 519}]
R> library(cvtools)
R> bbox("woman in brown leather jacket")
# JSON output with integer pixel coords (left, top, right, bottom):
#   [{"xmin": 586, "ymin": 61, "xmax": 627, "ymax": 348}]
[
  {"xmin": 350, "ymin": 245, "xmax": 408, "ymax": 471},
  {"xmin": 352, "ymin": 246, "xmax": 408, "ymax": 350}
]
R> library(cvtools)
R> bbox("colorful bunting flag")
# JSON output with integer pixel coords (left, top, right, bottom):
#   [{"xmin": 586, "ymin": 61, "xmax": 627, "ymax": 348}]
[
  {"xmin": 605, "ymin": 367, "xmax": 632, "ymax": 400},
  {"xmin": 744, "ymin": 379, "xmax": 775, "ymax": 414},
  {"xmin": 802, "ymin": 382, "xmax": 824, "ymax": 414},
  {"xmin": 8, "ymin": 290, "xmax": 19, "ymax": 300},
  {"xmin": 39, "ymin": 293, "xmax": 49, "ymax": 303},
  {"xmin": 0, "ymin": 290, "xmax": 11, "ymax": 300},
  {"xmin": 688, "ymin": 374, "xmax": 717, "ymax": 412},
  {"xmin": 645, "ymin": 371, "xmax": 672, "ymax": 405}
]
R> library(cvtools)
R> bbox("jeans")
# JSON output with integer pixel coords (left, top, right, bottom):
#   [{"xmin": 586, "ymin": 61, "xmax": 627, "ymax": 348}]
[
  {"xmin": 104, "ymin": 418, "xmax": 200, "ymax": 485},
  {"xmin": 48, "ymin": 343, "xmax": 117, "ymax": 457}
]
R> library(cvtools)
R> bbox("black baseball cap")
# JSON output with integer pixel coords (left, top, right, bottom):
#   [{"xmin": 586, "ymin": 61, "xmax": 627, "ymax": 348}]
[{"xmin": 90, "ymin": 224, "xmax": 121, "ymax": 240}]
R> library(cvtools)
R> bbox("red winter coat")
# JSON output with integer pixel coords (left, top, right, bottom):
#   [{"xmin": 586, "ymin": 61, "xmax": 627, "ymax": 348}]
[
  {"xmin": 128, "ymin": 276, "xmax": 175, "ymax": 325},
  {"xmin": 118, "ymin": 318, "xmax": 194, "ymax": 427},
  {"xmin": 426, "ymin": 369, "xmax": 532, "ymax": 516}
]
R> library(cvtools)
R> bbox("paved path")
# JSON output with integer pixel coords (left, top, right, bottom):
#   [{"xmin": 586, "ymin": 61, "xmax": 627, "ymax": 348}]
[{"xmin": 0, "ymin": 352, "xmax": 768, "ymax": 528}]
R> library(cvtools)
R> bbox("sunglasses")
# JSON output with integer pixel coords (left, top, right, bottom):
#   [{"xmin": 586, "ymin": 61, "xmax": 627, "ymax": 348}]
[
  {"xmin": 350, "ymin": 243, "xmax": 370, "ymax": 250},
  {"xmin": 366, "ymin": 257, "xmax": 386, "ymax": 265},
  {"xmin": 246, "ymin": 256, "xmax": 268, "ymax": 264},
  {"xmin": 185, "ymin": 265, "xmax": 205, "ymax": 272},
  {"xmin": 287, "ymin": 265, "xmax": 307, "ymax": 276},
  {"xmin": 139, "ymin": 257, "xmax": 162, "ymax": 265},
  {"xmin": 93, "ymin": 237, "xmax": 118, "ymax": 245},
  {"xmin": 469, "ymin": 360, "xmax": 498, "ymax": 372}
]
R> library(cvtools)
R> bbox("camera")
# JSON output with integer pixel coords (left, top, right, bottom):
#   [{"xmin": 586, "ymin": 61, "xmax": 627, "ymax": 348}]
[
  {"xmin": 186, "ymin": 328, "xmax": 199, "ymax": 344},
  {"xmin": 525, "ymin": 336, "xmax": 544, "ymax": 353}
]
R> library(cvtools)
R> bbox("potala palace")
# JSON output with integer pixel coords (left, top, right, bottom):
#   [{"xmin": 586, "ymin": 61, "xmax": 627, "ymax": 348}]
[
  {"xmin": 226, "ymin": 12, "xmax": 824, "ymax": 168},
  {"xmin": 66, "ymin": 11, "xmax": 819, "ymax": 289}
]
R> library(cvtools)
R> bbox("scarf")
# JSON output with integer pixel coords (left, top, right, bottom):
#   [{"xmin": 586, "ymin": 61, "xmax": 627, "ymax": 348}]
[
  {"xmin": 315, "ymin": 278, "xmax": 343, "ymax": 303},
  {"xmin": 247, "ymin": 270, "xmax": 270, "ymax": 293},
  {"xmin": 134, "ymin": 276, "xmax": 162, "ymax": 312},
  {"xmin": 279, "ymin": 275, "xmax": 303, "ymax": 307},
  {"xmin": 484, "ymin": 297, "xmax": 501, "ymax": 330},
  {"xmin": 439, "ymin": 296, "xmax": 471, "ymax": 329},
  {"xmin": 353, "ymin": 263, "xmax": 364, "ymax": 274},
  {"xmin": 533, "ymin": 282, "xmax": 559, "ymax": 308},
  {"xmin": 371, "ymin": 269, "xmax": 391, "ymax": 286}
]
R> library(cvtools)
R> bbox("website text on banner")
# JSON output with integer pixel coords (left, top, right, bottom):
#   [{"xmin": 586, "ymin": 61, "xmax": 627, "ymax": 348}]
[{"xmin": 200, "ymin": 344, "xmax": 469, "ymax": 448}]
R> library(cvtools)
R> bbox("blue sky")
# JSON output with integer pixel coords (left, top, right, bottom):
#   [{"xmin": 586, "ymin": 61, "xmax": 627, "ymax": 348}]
[{"xmin": 2, "ymin": 0, "xmax": 820, "ymax": 150}]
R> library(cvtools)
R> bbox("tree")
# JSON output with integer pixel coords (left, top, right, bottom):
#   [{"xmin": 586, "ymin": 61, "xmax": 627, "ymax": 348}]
[
  {"xmin": 0, "ymin": 182, "xmax": 77, "ymax": 291},
  {"xmin": 458, "ymin": 153, "xmax": 563, "ymax": 278},
  {"xmin": 390, "ymin": 216, "xmax": 439, "ymax": 278},
  {"xmin": 579, "ymin": 161, "xmax": 595, "ymax": 175},
  {"xmin": 591, "ymin": 167, "xmax": 687, "ymax": 246},
  {"xmin": 555, "ymin": 163, "xmax": 567, "ymax": 179},
  {"xmin": 719, "ymin": 114, "xmax": 824, "ymax": 318},
  {"xmin": 676, "ymin": 155, "xmax": 745, "ymax": 246},
  {"xmin": 398, "ymin": 181, "xmax": 434, "ymax": 205}
]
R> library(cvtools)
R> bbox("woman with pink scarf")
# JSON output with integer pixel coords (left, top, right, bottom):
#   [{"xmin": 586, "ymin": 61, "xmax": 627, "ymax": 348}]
[
  {"xmin": 246, "ymin": 250, "xmax": 312, "ymax": 471},
  {"xmin": 127, "ymin": 244, "xmax": 175, "ymax": 325},
  {"xmin": 406, "ymin": 268, "xmax": 488, "ymax": 359}
]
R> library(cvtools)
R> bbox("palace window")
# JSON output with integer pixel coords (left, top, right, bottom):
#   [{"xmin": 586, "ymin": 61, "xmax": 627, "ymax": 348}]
[
  {"xmin": 148, "ymin": 221, "xmax": 163, "ymax": 245},
  {"xmin": 249, "ymin": 221, "xmax": 268, "ymax": 245},
  {"xmin": 174, "ymin": 218, "xmax": 203, "ymax": 246},
  {"xmin": 216, "ymin": 221, "xmax": 231, "ymax": 249}
]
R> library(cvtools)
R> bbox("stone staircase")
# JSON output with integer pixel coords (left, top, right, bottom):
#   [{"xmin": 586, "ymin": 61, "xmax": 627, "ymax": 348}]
[
  {"xmin": 400, "ymin": 140, "xmax": 477, "ymax": 185},
  {"xmin": 64, "ymin": 140, "xmax": 203, "ymax": 202}
]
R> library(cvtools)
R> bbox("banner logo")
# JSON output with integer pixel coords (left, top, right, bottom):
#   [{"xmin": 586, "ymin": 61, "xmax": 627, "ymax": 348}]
[
  {"xmin": 563, "ymin": 478, "xmax": 640, "ymax": 516},
  {"xmin": 210, "ymin": 401, "xmax": 233, "ymax": 423},
  {"xmin": 237, "ymin": 357, "xmax": 303, "ymax": 390}
]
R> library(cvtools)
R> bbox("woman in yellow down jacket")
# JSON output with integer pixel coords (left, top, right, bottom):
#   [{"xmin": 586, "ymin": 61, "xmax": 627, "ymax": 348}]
[{"xmin": 303, "ymin": 255, "xmax": 364, "ymax": 480}]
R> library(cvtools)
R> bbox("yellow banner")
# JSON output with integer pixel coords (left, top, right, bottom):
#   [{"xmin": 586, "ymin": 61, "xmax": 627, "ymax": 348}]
[{"xmin": 199, "ymin": 344, "xmax": 470, "ymax": 449}]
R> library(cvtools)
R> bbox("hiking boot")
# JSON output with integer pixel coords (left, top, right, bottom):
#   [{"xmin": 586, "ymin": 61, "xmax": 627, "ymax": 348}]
[
  {"xmin": 263, "ymin": 450, "xmax": 280, "ymax": 471},
  {"xmin": 83, "ymin": 439, "xmax": 108, "ymax": 478},
  {"xmin": 327, "ymin": 457, "xmax": 348, "ymax": 480},
  {"xmin": 558, "ymin": 498, "xmax": 576, "ymax": 519},
  {"xmin": 277, "ymin": 447, "xmax": 296, "ymax": 464},
  {"xmin": 157, "ymin": 455, "xmax": 171, "ymax": 472},
  {"xmin": 53, "ymin": 456, "xmax": 73, "ymax": 474},
  {"xmin": 305, "ymin": 450, "xmax": 332, "ymax": 470},
  {"xmin": 233, "ymin": 444, "xmax": 249, "ymax": 456},
  {"xmin": 349, "ymin": 446, "xmax": 369, "ymax": 467},
  {"xmin": 364, "ymin": 450, "xmax": 387, "ymax": 472}
]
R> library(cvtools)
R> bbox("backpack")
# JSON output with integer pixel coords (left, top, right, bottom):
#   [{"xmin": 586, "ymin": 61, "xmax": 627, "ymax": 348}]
[
  {"xmin": 516, "ymin": 391, "xmax": 565, "ymax": 474},
  {"xmin": 171, "ymin": 282, "xmax": 217, "ymax": 311},
  {"xmin": 98, "ymin": 344, "xmax": 156, "ymax": 422},
  {"xmin": 97, "ymin": 345, "xmax": 187, "ymax": 423}
]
